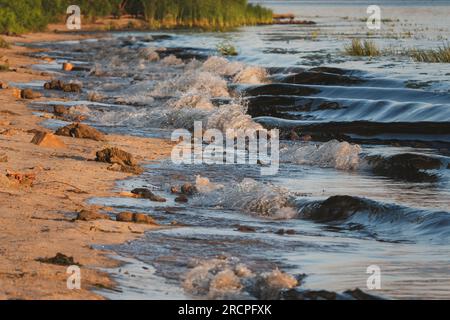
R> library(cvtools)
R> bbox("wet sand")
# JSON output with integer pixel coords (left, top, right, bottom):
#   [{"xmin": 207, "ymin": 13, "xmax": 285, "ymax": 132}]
[{"xmin": 0, "ymin": 31, "xmax": 173, "ymax": 299}]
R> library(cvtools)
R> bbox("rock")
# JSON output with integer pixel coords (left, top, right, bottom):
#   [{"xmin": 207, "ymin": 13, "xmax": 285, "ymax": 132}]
[
  {"xmin": 236, "ymin": 225, "xmax": 256, "ymax": 233},
  {"xmin": 0, "ymin": 153, "xmax": 7, "ymax": 162},
  {"xmin": 290, "ymin": 130, "xmax": 300, "ymax": 141},
  {"xmin": 44, "ymin": 80, "xmax": 64, "ymax": 90},
  {"xmin": 31, "ymin": 131, "xmax": 66, "ymax": 148},
  {"xmin": 53, "ymin": 105, "xmax": 68, "ymax": 116},
  {"xmin": 55, "ymin": 123, "xmax": 106, "ymax": 141},
  {"xmin": 181, "ymin": 183, "xmax": 198, "ymax": 196},
  {"xmin": 175, "ymin": 194, "xmax": 189, "ymax": 203},
  {"xmin": 62, "ymin": 83, "xmax": 82, "ymax": 93},
  {"xmin": 131, "ymin": 188, "xmax": 166, "ymax": 202},
  {"xmin": 62, "ymin": 62, "xmax": 74, "ymax": 71},
  {"xmin": 275, "ymin": 229, "xmax": 296, "ymax": 235},
  {"xmin": 6, "ymin": 170, "xmax": 36, "ymax": 186},
  {"xmin": 96, "ymin": 147, "xmax": 143, "ymax": 174},
  {"xmin": 21, "ymin": 88, "xmax": 42, "ymax": 99},
  {"xmin": 0, "ymin": 81, "xmax": 8, "ymax": 89},
  {"xmin": 36, "ymin": 253, "xmax": 81, "ymax": 266},
  {"xmin": 44, "ymin": 80, "xmax": 82, "ymax": 92},
  {"xmin": 76, "ymin": 209, "xmax": 110, "ymax": 221},
  {"xmin": 171, "ymin": 186, "xmax": 180, "ymax": 194},
  {"xmin": 12, "ymin": 88, "xmax": 22, "ymax": 99},
  {"xmin": 116, "ymin": 212, "xmax": 158, "ymax": 225}
]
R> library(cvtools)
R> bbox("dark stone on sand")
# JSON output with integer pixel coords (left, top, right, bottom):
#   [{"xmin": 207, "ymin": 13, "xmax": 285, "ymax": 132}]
[
  {"xmin": 280, "ymin": 71, "xmax": 363, "ymax": 86},
  {"xmin": 241, "ymin": 84, "xmax": 320, "ymax": 97},
  {"xmin": 56, "ymin": 123, "xmax": 106, "ymax": 141},
  {"xmin": 76, "ymin": 209, "xmax": 110, "ymax": 221},
  {"xmin": 36, "ymin": 253, "xmax": 81, "ymax": 266},
  {"xmin": 131, "ymin": 188, "xmax": 167, "ymax": 202},
  {"xmin": 21, "ymin": 89, "xmax": 42, "ymax": 99},
  {"xmin": 175, "ymin": 194, "xmax": 189, "ymax": 203},
  {"xmin": 96, "ymin": 147, "xmax": 143, "ymax": 174},
  {"xmin": 116, "ymin": 212, "xmax": 158, "ymax": 225}
]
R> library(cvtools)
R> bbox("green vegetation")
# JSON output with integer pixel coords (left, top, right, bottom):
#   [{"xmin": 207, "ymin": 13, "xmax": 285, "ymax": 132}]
[
  {"xmin": 0, "ymin": 37, "xmax": 10, "ymax": 48},
  {"xmin": 345, "ymin": 39, "xmax": 381, "ymax": 57},
  {"xmin": 0, "ymin": 0, "xmax": 273, "ymax": 34},
  {"xmin": 217, "ymin": 41, "xmax": 238, "ymax": 56},
  {"xmin": 410, "ymin": 44, "xmax": 450, "ymax": 63}
]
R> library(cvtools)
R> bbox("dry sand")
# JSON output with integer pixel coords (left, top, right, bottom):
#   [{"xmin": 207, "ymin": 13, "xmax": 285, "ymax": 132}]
[{"xmin": 0, "ymin": 31, "xmax": 173, "ymax": 300}]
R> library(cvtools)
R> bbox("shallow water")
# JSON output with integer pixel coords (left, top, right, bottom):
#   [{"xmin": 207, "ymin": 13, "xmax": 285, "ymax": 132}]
[{"xmin": 28, "ymin": 0, "xmax": 450, "ymax": 299}]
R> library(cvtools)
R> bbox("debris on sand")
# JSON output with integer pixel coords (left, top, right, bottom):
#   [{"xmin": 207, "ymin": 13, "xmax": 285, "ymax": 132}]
[
  {"xmin": 95, "ymin": 147, "xmax": 143, "ymax": 174},
  {"xmin": 131, "ymin": 188, "xmax": 167, "ymax": 202},
  {"xmin": 31, "ymin": 131, "xmax": 67, "ymax": 149},
  {"xmin": 56, "ymin": 123, "xmax": 106, "ymax": 141},
  {"xmin": 36, "ymin": 253, "xmax": 81, "ymax": 267},
  {"xmin": 116, "ymin": 212, "xmax": 158, "ymax": 225}
]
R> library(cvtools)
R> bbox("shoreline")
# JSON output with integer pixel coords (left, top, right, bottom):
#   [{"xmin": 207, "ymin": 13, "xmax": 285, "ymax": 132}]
[{"xmin": 0, "ymin": 30, "xmax": 174, "ymax": 300}]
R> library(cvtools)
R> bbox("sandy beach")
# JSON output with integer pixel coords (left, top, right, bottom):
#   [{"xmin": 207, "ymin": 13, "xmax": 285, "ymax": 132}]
[{"xmin": 0, "ymin": 30, "xmax": 173, "ymax": 300}]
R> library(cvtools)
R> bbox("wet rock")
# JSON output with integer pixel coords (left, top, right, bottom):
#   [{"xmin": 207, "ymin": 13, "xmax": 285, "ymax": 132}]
[
  {"xmin": 275, "ymin": 229, "xmax": 296, "ymax": 235},
  {"xmin": 76, "ymin": 209, "xmax": 110, "ymax": 221},
  {"xmin": 175, "ymin": 194, "xmax": 189, "ymax": 203},
  {"xmin": 131, "ymin": 188, "xmax": 167, "ymax": 202},
  {"xmin": 367, "ymin": 153, "xmax": 442, "ymax": 181},
  {"xmin": 309, "ymin": 67, "xmax": 350, "ymax": 75},
  {"xmin": 31, "ymin": 131, "xmax": 66, "ymax": 149},
  {"xmin": 95, "ymin": 147, "xmax": 143, "ymax": 174},
  {"xmin": 56, "ymin": 123, "xmax": 106, "ymax": 141},
  {"xmin": 242, "ymin": 84, "xmax": 320, "ymax": 97},
  {"xmin": 116, "ymin": 212, "xmax": 158, "ymax": 225},
  {"xmin": 236, "ymin": 225, "xmax": 256, "ymax": 233},
  {"xmin": 36, "ymin": 253, "xmax": 81, "ymax": 266},
  {"xmin": 181, "ymin": 183, "xmax": 198, "ymax": 196},
  {"xmin": 299, "ymin": 196, "xmax": 381, "ymax": 223},
  {"xmin": 44, "ymin": 80, "xmax": 82, "ymax": 93},
  {"xmin": 62, "ymin": 62, "xmax": 74, "ymax": 71},
  {"xmin": 280, "ymin": 71, "xmax": 363, "ymax": 86},
  {"xmin": 0, "ymin": 81, "xmax": 8, "ymax": 89},
  {"xmin": 44, "ymin": 80, "xmax": 64, "ymax": 90},
  {"xmin": 53, "ymin": 105, "xmax": 68, "ymax": 116},
  {"xmin": 21, "ymin": 88, "xmax": 42, "ymax": 99},
  {"xmin": 63, "ymin": 83, "xmax": 82, "ymax": 93},
  {"xmin": 280, "ymin": 288, "xmax": 383, "ymax": 300}
]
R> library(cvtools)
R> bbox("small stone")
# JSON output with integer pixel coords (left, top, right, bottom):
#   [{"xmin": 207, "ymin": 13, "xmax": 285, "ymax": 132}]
[
  {"xmin": 131, "ymin": 188, "xmax": 167, "ymax": 202},
  {"xmin": 175, "ymin": 195, "xmax": 189, "ymax": 203},
  {"xmin": 31, "ymin": 131, "xmax": 66, "ymax": 148},
  {"xmin": 62, "ymin": 62, "xmax": 74, "ymax": 71},
  {"xmin": 21, "ymin": 88, "xmax": 42, "ymax": 99},
  {"xmin": 181, "ymin": 183, "xmax": 198, "ymax": 196},
  {"xmin": 76, "ymin": 209, "xmax": 110, "ymax": 221}
]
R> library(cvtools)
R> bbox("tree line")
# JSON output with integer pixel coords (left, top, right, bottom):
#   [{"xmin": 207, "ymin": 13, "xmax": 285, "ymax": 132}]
[{"xmin": 0, "ymin": 0, "xmax": 273, "ymax": 34}]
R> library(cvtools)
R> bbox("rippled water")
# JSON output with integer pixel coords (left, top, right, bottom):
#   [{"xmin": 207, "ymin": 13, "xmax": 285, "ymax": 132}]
[{"xmin": 27, "ymin": 1, "xmax": 450, "ymax": 299}]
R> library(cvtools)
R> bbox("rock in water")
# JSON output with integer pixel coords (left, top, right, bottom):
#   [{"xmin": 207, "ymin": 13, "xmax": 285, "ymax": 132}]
[
  {"xmin": 62, "ymin": 62, "xmax": 74, "ymax": 71},
  {"xmin": 76, "ymin": 209, "xmax": 110, "ymax": 221},
  {"xmin": 116, "ymin": 212, "xmax": 158, "ymax": 225},
  {"xmin": 131, "ymin": 188, "xmax": 167, "ymax": 202},
  {"xmin": 21, "ymin": 89, "xmax": 42, "ymax": 99},
  {"xmin": 31, "ymin": 131, "xmax": 66, "ymax": 148},
  {"xmin": 56, "ymin": 123, "xmax": 106, "ymax": 141},
  {"xmin": 95, "ymin": 147, "xmax": 143, "ymax": 174}
]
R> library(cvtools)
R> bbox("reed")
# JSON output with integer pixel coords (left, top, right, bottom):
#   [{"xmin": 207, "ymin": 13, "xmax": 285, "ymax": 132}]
[
  {"xmin": 345, "ymin": 39, "xmax": 381, "ymax": 57},
  {"xmin": 410, "ymin": 44, "xmax": 450, "ymax": 63}
]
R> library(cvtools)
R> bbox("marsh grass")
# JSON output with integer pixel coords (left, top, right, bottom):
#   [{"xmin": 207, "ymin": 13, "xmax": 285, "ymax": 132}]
[
  {"xmin": 410, "ymin": 44, "xmax": 450, "ymax": 63},
  {"xmin": 345, "ymin": 39, "xmax": 381, "ymax": 57},
  {"xmin": 0, "ymin": 37, "xmax": 10, "ymax": 49},
  {"xmin": 217, "ymin": 41, "xmax": 238, "ymax": 56}
]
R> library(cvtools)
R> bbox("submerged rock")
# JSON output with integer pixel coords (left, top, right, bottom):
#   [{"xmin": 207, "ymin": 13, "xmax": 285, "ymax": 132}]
[
  {"xmin": 280, "ymin": 71, "xmax": 363, "ymax": 86},
  {"xmin": 56, "ymin": 123, "xmax": 106, "ymax": 141},
  {"xmin": 241, "ymin": 83, "xmax": 320, "ymax": 97},
  {"xmin": 31, "ymin": 131, "xmax": 66, "ymax": 149},
  {"xmin": 280, "ymin": 288, "xmax": 383, "ymax": 300},
  {"xmin": 175, "ymin": 194, "xmax": 189, "ymax": 203},
  {"xmin": 131, "ymin": 188, "xmax": 167, "ymax": 202}
]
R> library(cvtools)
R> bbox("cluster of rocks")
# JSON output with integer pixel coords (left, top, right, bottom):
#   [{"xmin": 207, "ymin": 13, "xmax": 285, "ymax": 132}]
[
  {"xmin": 44, "ymin": 79, "xmax": 82, "ymax": 93},
  {"xmin": 95, "ymin": 147, "xmax": 143, "ymax": 174},
  {"xmin": 75, "ymin": 208, "xmax": 157, "ymax": 226},
  {"xmin": 170, "ymin": 183, "xmax": 198, "ymax": 203}
]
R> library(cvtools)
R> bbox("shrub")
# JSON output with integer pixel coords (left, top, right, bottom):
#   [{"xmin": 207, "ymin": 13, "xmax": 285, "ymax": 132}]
[{"xmin": 345, "ymin": 39, "xmax": 381, "ymax": 57}]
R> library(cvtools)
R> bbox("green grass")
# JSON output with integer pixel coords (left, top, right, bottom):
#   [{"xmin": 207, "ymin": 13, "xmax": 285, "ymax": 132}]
[
  {"xmin": 217, "ymin": 41, "xmax": 238, "ymax": 56},
  {"xmin": 0, "ymin": 37, "xmax": 10, "ymax": 48},
  {"xmin": 345, "ymin": 39, "xmax": 381, "ymax": 57},
  {"xmin": 410, "ymin": 44, "xmax": 450, "ymax": 63}
]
